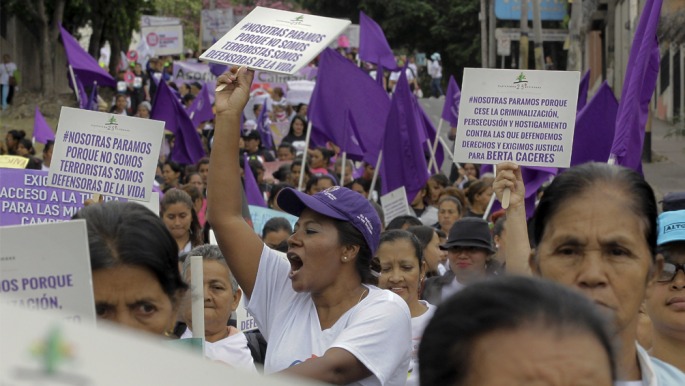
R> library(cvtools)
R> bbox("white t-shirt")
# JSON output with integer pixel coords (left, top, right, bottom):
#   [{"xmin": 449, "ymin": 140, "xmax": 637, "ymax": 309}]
[
  {"xmin": 246, "ymin": 246, "xmax": 411, "ymax": 386},
  {"xmin": 0, "ymin": 62, "xmax": 17, "ymax": 85},
  {"xmin": 406, "ymin": 301, "xmax": 436, "ymax": 386},
  {"xmin": 181, "ymin": 327, "xmax": 257, "ymax": 372},
  {"xmin": 389, "ymin": 69, "xmax": 416, "ymax": 85}
]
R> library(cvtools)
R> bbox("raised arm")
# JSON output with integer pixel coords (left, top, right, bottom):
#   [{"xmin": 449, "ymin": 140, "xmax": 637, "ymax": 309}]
[
  {"xmin": 493, "ymin": 162, "xmax": 532, "ymax": 275},
  {"xmin": 208, "ymin": 66, "xmax": 263, "ymax": 298}
]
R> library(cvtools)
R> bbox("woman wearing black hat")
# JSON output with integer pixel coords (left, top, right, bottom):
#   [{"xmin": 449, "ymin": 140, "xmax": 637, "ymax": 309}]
[
  {"xmin": 208, "ymin": 67, "xmax": 411, "ymax": 385},
  {"xmin": 422, "ymin": 217, "xmax": 501, "ymax": 305},
  {"xmin": 242, "ymin": 129, "xmax": 275, "ymax": 162}
]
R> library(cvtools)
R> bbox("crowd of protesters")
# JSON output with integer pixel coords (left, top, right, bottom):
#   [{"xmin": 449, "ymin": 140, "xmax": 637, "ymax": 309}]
[{"xmin": 1, "ymin": 44, "xmax": 684, "ymax": 385}]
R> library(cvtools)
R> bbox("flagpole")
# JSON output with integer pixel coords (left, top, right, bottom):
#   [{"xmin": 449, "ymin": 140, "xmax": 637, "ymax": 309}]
[
  {"xmin": 190, "ymin": 255, "xmax": 206, "ymax": 354},
  {"xmin": 298, "ymin": 121, "xmax": 313, "ymax": 191},
  {"xmin": 340, "ymin": 151, "xmax": 347, "ymax": 186},
  {"xmin": 68, "ymin": 64, "xmax": 80, "ymax": 104},
  {"xmin": 427, "ymin": 118, "xmax": 444, "ymax": 173},
  {"xmin": 368, "ymin": 150, "xmax": 383, "ymax": 201}
]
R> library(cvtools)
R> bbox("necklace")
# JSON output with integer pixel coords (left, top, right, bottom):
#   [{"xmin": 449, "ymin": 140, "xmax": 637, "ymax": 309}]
[{"xmin": 357, "ymin": 287, "xmax": 368, "ymax": 305}]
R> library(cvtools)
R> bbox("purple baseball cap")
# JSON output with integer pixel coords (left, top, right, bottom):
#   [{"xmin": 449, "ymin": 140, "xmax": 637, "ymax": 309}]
[{"xmin": 276, "ymin": 186, "xmax": 381, "ymax": 254}]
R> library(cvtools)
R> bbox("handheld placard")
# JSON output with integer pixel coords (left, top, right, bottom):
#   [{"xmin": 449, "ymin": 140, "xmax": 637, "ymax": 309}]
[{"xmin": 190, "ymin": 255, "xmax": 205, "ymax": 350}]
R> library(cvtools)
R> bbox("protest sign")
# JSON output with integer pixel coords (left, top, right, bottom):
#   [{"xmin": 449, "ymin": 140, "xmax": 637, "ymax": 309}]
[
  {"xmin": 48, "ymin": 107, "xmax": 164, "ymax": 201},
  {"xmin": 454, "ymin": 68, "xmax": 579, "ymax": 168},
  {"xmin": 380, "ymin": 187, "xmax": 412, "ymax": 227},
  {"xmin": 141, "ymin": 16, "xmax": 184, "ymax": 56},
  {"xmin": 173, "ymin": 61, "xmax": 217, "ymax": 86},
  {"xmin": 0, "ymin": 220, "xmax": 95, "ymax": 325},
  {"xmin": 287, "ymin": 79, "xmax": 316, "ymax": 105},
  {"xmin": 0, "ymin": 155, "xmax": 29, "ymax": 169},
  {"xmin": 0, "ymin": 304, "xmax": 313, "ymax": 385},
  {"xmin": 235, "ymin": 295, "xmax": 259, "ymax": 332},
  {"xmin": 0, "ymin": 169, "xmax": 160, "ymax": 226},
  {"xmin": 249, "ymin": 205, "xmax": 298, "ymax": 236},
  {"xmin": 200, "ymin": 6, "xmax": 350, "ymax": 75}
]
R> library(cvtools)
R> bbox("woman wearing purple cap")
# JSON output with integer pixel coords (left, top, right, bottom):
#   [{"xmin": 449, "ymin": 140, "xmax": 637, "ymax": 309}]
[{"xmin": 208, "ymin": 67, "xmax": 411, "ymax": 385}]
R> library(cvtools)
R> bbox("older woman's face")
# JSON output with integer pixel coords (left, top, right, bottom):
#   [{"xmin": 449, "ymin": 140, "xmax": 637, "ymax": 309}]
[
  {"xmin": 534, "ymin": 185, "xmax": 656, "ymax": 335},
  {"xmin": 183, "ymin": 260, "xmax": 239, "ymax": 335},
  {"xmin": 464, "ymin": 326, "xmax": 613, "ymax": 386},
  {"xmin": 438, "ymin": 201, "xmax": 460, "ymax": 233},
  {"xmin": 93, "ymin": 265, "xmax": 177, "ymax": 335},
  {"xmin": 377, "ymin": 239, "xmax": 423, "ymax": 307},
  {"xmin": 188, "ymin": 174, "xmax": 203, "ymax": 191}
]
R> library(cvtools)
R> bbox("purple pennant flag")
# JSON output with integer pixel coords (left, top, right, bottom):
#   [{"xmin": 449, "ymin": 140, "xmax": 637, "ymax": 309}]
[
  {"xmin": 255, "ymin": 99, "xmax": 274, "ymax": 150},
  {"xmin": 59, "ymin": 25, "xmax": 115, "ymax": 87},
  {"xmin": 609, "ymin": 0, "xmax": 662, "ymax": 172},
  {"xmin": 577, "ymin": 71, "xmax": 590, "ymax": 111},
  {"xmin": 150, "ymin": 81, "xmax": 206, "ymax": 165},
  {"xmin": 308, "ymin": 48, "xmax": 390, "ymax": 164},
  {"xmin": 441, "ymin": 75, "xmax": 461, "ymax": 128},
  {"xmin": 480, "ymin": 164, "xmax": 556, "ymax": 219},
  {"xmin": 243, "ymin": 155, "xmax": 266, "ymax": 207},
  {"xmin": 571, "ymin": 81, "xmax": 618, "ymax": 166},
  {"xmin": 33, "ymin": 106, "xmax": 55, "ymax": 144},
  {"xmin": 380, "ymin": 69, "xmax": 430, "ymax": 202},
  {"xmin": 187, "ymin": 83, "xmax": 214, "ymax": 127},
  {"xmin": 359, "ymin": 12, "xmax": 399, "ymax": 71}
]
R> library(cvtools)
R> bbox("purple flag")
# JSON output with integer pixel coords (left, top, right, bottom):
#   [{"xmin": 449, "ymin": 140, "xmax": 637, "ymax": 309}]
[
  {"xmin": 88, "ymin": 81, "xmax": 99, "ymax": 111},
  {"xmin": 308, "ymin": 48, "xmax": 390, "ymax": 164},
  {"xmin": 59, "ymin": 25, "xmax": 115, "ymax": 87},
  {"xmin": 243, "ymin": 155, "xmax": 266, "ymax": 207},
  {"xmin": 577, "ymin": 71, "xmax": 590, "ymax": 111},
  {"xmin": 255, "ymin": 99, "xmax": 274, "ymax": 150},
  {"xmin": 571, "ymin": 81, "xmax": 618, "ymax": 166},
  {"xmin": 151, "ymin": 81, "xmax": 206, "ymax": 165},
  {"xmin": 75, "ymin": 76, "xmax": 89, "ymax": 109},
  {"xmin": 417, "ymin": 106, "xmax": 445, "ymax": 170},
  {"xmin": 33, "ymin": 106, "xmax": 55, "ymax": 144},
  {"xmin": 481, "ymin": 165, "xmax": 556, "ymax": 219},
  {"xmin": 359, "ymin": 12, "xmax": 399, "ymax": 71},
  {"xmin": 441, "ymin": 75, "xmax": 461, "ymax": 127},
  {"xmin": 209, "ymin": 63, "xmax": 227, "ymax": 77},
  {"xmin": 187, "ymin": 83, "xmax": 214, "ymax": 127},
  {"xmin": 610, "ymin": 0, "xmax": 662, "ymax": 171},
  {"xmin": 380, "ymin": 69, "xmax": 430, "ymax": 202}
]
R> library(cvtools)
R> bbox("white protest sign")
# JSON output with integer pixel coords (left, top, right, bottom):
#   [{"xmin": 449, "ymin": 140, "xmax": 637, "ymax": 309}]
[
  {"xmin": 287, "ymin": 79, "xmax": 316, "ymax": 105},
  {"xmin": 48, "ymin": 107, "xmax": 164, "ymax": 201},
  {"xmin": 200, "ymin": 6, "xmax": 351, "ymax": 75},
  {"xmin": 380, "ymin": 187, "xmax": 412, "ymax": 227},
  {"xmin": 201, "ymin": 8, "xmax": 236, "ymax": 47},
  {"xmin": 0, "ymin": 304, "xmax": 318, "ymax": 386},
  {"xmin": 235, "ymin": 293, "xmax": 259, "ymax": 332},
  {"xmin": 141, "ymin": 16, "xmax": 184, "ymax": 56},
  {"xmin": 454, "ymin": 68, "xmax": 580, "ymax": 168},
  {"xmin": 0, "ymin": 220, "xmax": 95, "ymax": 325}
]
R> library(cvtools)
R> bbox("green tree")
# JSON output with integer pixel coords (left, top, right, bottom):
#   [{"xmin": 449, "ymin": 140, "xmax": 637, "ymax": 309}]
[
  {"xmin": 5, "ymin": 0, "xmax": 67, "ymax": 96},
  {"xmin": 154, "ymin": 0, "xmax": 202, "ymax": 53}
]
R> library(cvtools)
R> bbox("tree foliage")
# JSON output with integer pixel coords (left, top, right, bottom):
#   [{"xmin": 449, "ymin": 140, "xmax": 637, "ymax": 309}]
[
  {"xmin": 154, "ymin": 0, "xmax": 201, "ymax": 52},
  {"xmin": 297, "ymin": 0, "xmax": 481, "ymax": 82}
]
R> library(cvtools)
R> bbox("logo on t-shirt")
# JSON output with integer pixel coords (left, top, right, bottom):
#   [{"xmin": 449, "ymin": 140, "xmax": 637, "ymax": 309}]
[{"xmin": 289, "ymin": 354, "xmax": 319, "ymax": 367}]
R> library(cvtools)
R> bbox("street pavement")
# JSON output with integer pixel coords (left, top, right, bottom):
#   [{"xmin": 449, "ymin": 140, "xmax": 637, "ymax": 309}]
[{"xmin": 419, "ymin": 97, "xmax": 685, "ymax": 206}]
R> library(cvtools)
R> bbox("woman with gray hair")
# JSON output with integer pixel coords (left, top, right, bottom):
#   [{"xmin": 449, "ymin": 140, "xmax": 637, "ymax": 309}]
[{"xmin": 180, "ymin": 244, "xmax": 256, "ymax": 372}]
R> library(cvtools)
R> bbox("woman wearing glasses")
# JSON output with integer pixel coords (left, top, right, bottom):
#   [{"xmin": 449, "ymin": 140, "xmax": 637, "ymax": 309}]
[
  {"xmin": 494, "ymin": 162, "xmax": 685, "ymax": 385},
  {"xmin": 646, "ymin": 210, "xmax": 685, "ymax": 372}
]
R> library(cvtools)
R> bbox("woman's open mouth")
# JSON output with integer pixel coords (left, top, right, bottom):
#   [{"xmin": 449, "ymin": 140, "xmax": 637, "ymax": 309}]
[{"xmin": 287, "ymin": 252, "xmax": 303, "ymax": 277}]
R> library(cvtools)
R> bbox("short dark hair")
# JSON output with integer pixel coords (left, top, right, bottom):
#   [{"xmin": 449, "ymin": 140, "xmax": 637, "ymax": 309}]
[
  {"xmin": 380, "ymin": 230, "xmax": 424, "ymax": 264},
  {"xmin": 406, "ymin": 225, "xmax": 437, "ymax": 250},
  {"xmin": 419, "ymin": 275, "xmax": 616, "ymax": 385},
  {"xmin": 73, "ymin": 202, "xmax": 188, "ymax": 301},
  {"xmin": 262, "ymin": 217, "xmax": 293, "ymax": 239},
  {"xmin": 533, "ymin": 162, "xmax": 657, "ymax": 256},
  {"xmin": 386, "ymin": 215, "xmax": 422, "ymax": 231}
]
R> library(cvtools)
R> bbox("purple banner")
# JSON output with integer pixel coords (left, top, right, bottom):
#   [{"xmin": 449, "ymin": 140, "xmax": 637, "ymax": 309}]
[{"xmin": 0, "ymin": 169, "xmax": 127, "ymax": 226}]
